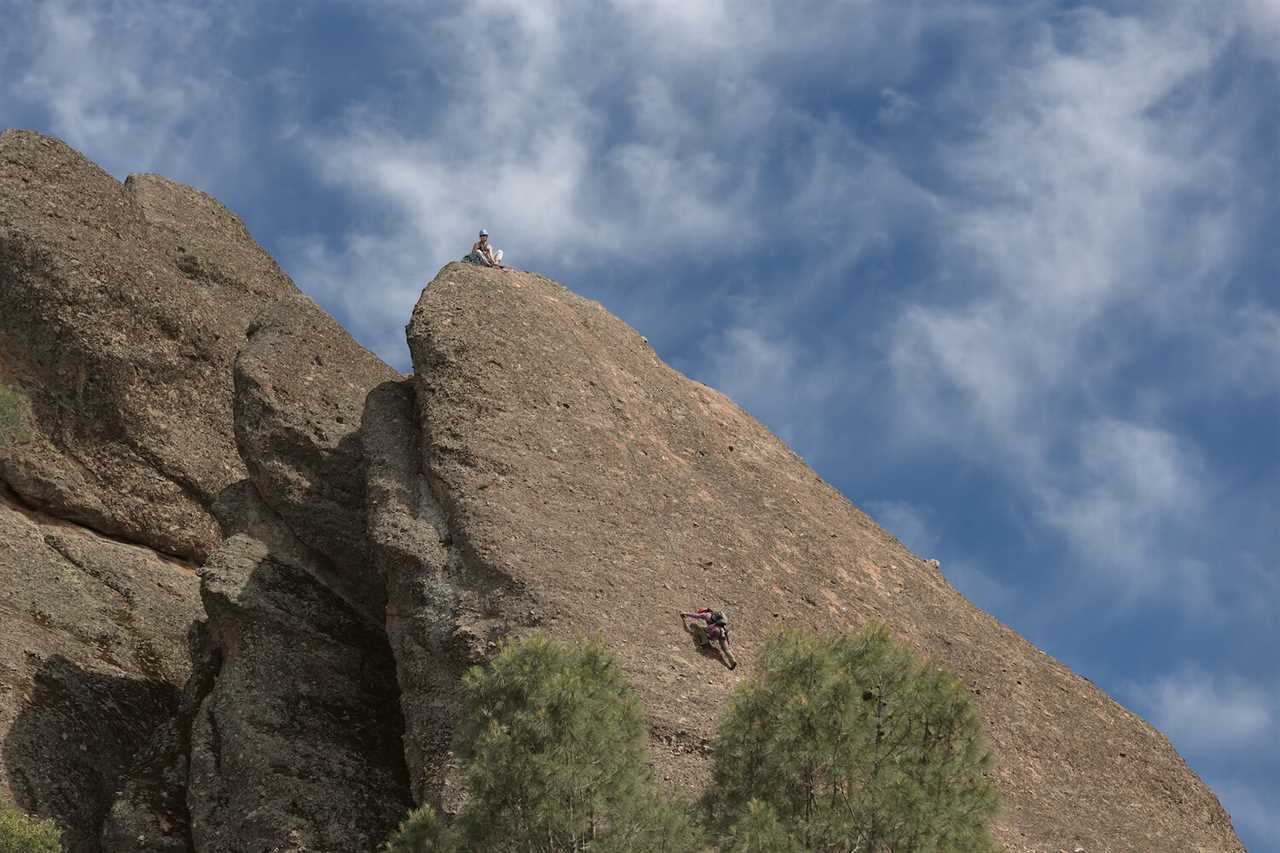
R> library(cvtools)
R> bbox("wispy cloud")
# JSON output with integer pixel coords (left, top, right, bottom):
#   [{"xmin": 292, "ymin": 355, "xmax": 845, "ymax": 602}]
[
  {"xmin": 886, "ymin": 3, "xmax": 1258, "ymax": 604},
  {"xmin": 1129, "ymin": 669, "xmax": 1275, "ymax": 753},
  {"xmin": 865, "ymin": 499, "xmax": 938, "ymax": 554},
  {"xmin": 287, "ymin": 0, "xmax": 963, "ymax": 364},
  {"xmin": 1, "ymin": 0, "xmax": 252, "ymax": 184},
  {"xmin": 1213, "ymin": 779, "xmax": 1280, "ymax": 847}
]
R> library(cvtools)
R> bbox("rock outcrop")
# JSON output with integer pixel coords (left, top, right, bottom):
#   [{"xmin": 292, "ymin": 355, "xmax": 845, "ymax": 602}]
[
  {"xmin": 0, "ymin": 484, "xmax": 202, "ymax": 853},
  {"xmin": 405, "ymin": 262, "xmax": 1244, "ymax": 853},
  {"xmin": 186, "ymin": 524, "xmax": 410, "ymax": 851},
  {"xmin": 233, "ymin": 300, "xmax": 400, "ymax": 581},
  {"xmin": 362, "ymin": 379, "xmax": 523, "ymax": 809},
  {"xmin": 0, "ymin": 134, "xmax": 1246, "ymax": 853},
  {"xmin": 0, "ymin": 129, "xmax": 305, "ymax": 562}
]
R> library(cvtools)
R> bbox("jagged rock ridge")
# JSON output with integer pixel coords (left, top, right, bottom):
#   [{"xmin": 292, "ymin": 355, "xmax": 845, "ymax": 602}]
[{"xmin": 0, "ymin": 132, "xmax": 1246, "ymax": 853}]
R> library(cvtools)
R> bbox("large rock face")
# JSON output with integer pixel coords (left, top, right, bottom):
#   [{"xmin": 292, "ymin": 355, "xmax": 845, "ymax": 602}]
[
  {"xmin": 406, "ymin": 262, "xmax": 1244, "ymax": 853},
  {"xmin": 362, "ymin": 379, "xmax": 520, "ymax": 809},
  {"xmin": 233, "ymin": 299, "xmax": 400, "ymax": 585},
  {"xmin": 0, "ymin": 129, "xmax": 305, "ymax": 561},
  {"xmin": 0, "ymin": 484, "xmax": 202, "ymax": 853},
  {"xmin": 0, "ymin": 133, "xmax": 1246, "ymax": 853},
  {"xmin": 186, "ymin": 524, "xmax": 411, "ymax": 852}
]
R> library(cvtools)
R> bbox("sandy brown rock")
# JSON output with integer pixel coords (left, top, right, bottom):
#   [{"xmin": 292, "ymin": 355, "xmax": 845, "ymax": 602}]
[
  {"xmin": 186, "ymin": 520, "xmax": 410, "ymax": 852},
  {"xmin": 363, "ymin": 379, "xmax": 530, "ymax": 808},
  {"xmin": 0, "ymin": 484, "xmax": 202, "ymax": 852},
  {"xmin": 407, "ymin": 262, "xmax": 1244, "ymax": 853},
  {"xmin": 233, "ymin": 299, "xmax": 399, "ymax": 587},
  {"xmin": 0, "ymin": 129, "xmax": 305, "ymax": 560}
]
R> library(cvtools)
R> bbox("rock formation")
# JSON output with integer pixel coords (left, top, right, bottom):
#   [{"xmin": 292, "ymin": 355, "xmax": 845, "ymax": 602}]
[
  {"xmin": 187, "ymin": 527, "xmax": 409, "ymax": 852},
  {"xmin": 404, "ymin": 263, "xmax": 1243, "ymax": 853},
  {"xmin": 0, "ymin": 132, "xmax": 1246, "ymax": 853},
  {"xmin": 0, "ymin": 483, "xmax": 201, "ymax": 852},
  {"xmin": 233, "ymin": 300, "xmax": 400, "ymax": 584}
]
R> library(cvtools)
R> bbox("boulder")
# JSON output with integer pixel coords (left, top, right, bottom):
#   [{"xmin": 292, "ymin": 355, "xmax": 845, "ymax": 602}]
[
  {"xmin": 405, "ymin": 262, "xmax": 1244, "ymax": 853},
  {"xmin": 185, "ymin": 517, "xmax": 410, "ymax": 851},
  {"xmin": 232, "ymin": 299, "xmax": 399, "ymax": 593},
  {"xmin": 0, "ymin": 129, "xmax": 304, "ymax": 561},
  {"xmin": 0, "ymin": 484, "xmax": 202, "ymax": 852}
]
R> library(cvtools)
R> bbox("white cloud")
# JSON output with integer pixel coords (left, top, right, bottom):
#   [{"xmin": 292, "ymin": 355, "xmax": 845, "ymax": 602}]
[
  {"xmin": 865, "ymin": 499, "xmax": 937, "ymax": 554},
  {"xmin": 940, "ymin": 560, "xmax": 1013, "ymax": 615},
  {"xmin": 1239, "ymin": 0, "xmax": 1280, "ymax": 57},
  {"xmin": 886, "ymin": 3, "xmax": 1255, "ymax": 601},
  {"xmin": 699, "ymin": 325, "xmax": 842, "ymax": 454},
  {"xmin": 1212, "ymin": 779, "xmax": 1280, "ymax": 847},
  {"xmin": 878, "ymin": 87, "xmax": 918, "ymax": 125},
  {"xmin": 1033, "ymin": 420, "xmax": 1208, "ymax": 597},
  {"xmin": 1, "ymin": 0, "xmax": 251, "ymax": 184},
  {"xmin": 292, "ymin": 0, "xmax": 952, "ymax": 365},
  {"xmin": 1215, "ymin": 308, "xmax": 1280, "ymax": 394},
  {"xmin": 1131, "ymin": 669, "xmax": 1275, "ymax": 753}
]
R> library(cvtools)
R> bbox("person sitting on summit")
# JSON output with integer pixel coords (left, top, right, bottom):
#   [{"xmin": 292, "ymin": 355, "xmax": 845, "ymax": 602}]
[
  {"xmin": 681, "ymin": 607, "xmax": 738, "ymax": 670},
  {"xmin": 464, "ymin": 229, "xmax": 504, "ymax": 268}
]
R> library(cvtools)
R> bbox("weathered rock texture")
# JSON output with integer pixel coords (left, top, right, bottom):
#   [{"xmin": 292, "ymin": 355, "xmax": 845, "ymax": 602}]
[
  {"xmin": 362, "ymin": 379, "xmax": 525, "ymax": 809},
  {"xmin": 99, "ymin": 620, "xmax": 217, "ymax": 853},
  {"xmin": 0, "ymin": 129, "xmax": 305, "ymax": 561},
  {"xmin": 234, "ymin": 300, "xmax": 400, "ymax": 579},
  {"xmin": 406, "ymin": 262, "xmax": 1244, "ymax": 853},
  {"xmin": 0, "ymin": 133, "xmax": 1247, "ymax": 853},
  {"xmin": 0, "ymin": 484, "xmax": 202, "ymax": 853},
  {"xmin": 184, "ymin": 299, "xmax": 417, "ymax": 848},
  {"xmin": 187, "ymin": 524, "xmax": 410, "ymax": 852}
]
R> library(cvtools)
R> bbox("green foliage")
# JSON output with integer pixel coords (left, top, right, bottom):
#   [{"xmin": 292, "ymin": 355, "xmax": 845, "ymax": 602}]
[
  {"xmin": 704, "ymin": 625, "xmax": 1001, "ymax": 853},
  {"xmin": 0, "ymin": 384, "xmax": 32, "ymax": 448},
  {"xmin": 385, "ymin": 632, "xmax": 694, "ymax": 853},
  {"xmin": 382, "ymin": 804, "xmax": 454, "ymax": 853},
  {"xmin": 0, "ymin": 796, "xmax": 61, "ymax": 853},
  {"xmin": 723, "ymin": 800, "xmax": 804, "ymax": 853}
]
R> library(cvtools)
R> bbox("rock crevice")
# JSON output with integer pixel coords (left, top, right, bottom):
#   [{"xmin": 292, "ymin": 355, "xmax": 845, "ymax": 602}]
[{"xmin": 363, "ymin": 379, "xmax": 540, "ymax": 808}]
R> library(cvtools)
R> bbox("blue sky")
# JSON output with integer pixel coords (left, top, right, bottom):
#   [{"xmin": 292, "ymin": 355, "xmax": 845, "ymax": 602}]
[{"xmin": 3, "ymin": 1, "xmax": 1276, "ymax": 847}]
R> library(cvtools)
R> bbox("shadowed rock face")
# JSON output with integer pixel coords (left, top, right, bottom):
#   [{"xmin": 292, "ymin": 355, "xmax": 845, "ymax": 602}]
[
  {"xmin": 362, "ymin": 379, "xmax": 528, "ymax": 809},
  {"xmin": 0, "ymin": 484, "xmax": 202, "ymax": 853},
  {"xmin": 188, "ymin": 527, "xmax": 411, "ymax": 853},
  {"xmin": 406, "ymin": 262, "xmax": 1244, "ymax": 853},
  {"xmin": 0, "ymin": 129, "xmax": 306, "ymax": 561},
  {"xmin": 233, "ymin": 299, "xmax": 400, "ymax": 586}
]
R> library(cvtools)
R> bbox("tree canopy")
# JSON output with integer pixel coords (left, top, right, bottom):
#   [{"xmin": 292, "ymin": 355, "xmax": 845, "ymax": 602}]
[
  {"xmin": 385, "ymin": 631, "xmax": 691, "ymax": 853},
  {"xmin": 703, "ymin": 625, "xmax": 1001, "ymax": 853}
]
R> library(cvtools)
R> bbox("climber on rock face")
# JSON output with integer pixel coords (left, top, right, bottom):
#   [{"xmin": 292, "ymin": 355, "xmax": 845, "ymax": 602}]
[
  {"xmin": 681, "ymin": 607, "xmax": 738, "ymax": 670},
  {"xmin": 465, "ymin": 229, "xmax": 504, "ymax": 268}
]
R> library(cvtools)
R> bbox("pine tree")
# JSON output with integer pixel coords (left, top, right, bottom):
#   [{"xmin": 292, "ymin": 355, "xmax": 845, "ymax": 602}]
[
  {"xmin": 704, "ymin": 626, "xmax": 1001, "ymax": 853},
  {"xmin": 723, "ymin": 800, "xmax": 803, "ymax": 853},
  {"xmin": 382, "ymin": 804, "xmax": 454, "ymax": 853},
  {"xmin": 384, "ymin": 631, "xmax": 694, "ymax": 853}
]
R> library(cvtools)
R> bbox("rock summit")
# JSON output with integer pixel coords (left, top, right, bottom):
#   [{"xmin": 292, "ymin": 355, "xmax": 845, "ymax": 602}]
[{"xmin": 0, "ymin": 131, "xmax": 1245, "ymax": 853}]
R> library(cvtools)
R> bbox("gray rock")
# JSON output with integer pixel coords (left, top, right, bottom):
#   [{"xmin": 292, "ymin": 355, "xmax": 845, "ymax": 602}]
[
  {"xmin": 0, "ymin": 130, "xmax": 305, "ymax": 561},
  {"xmin": 99, "ymin": 719, "xmax": 191, "ymax": 853},
  {"xmin": 186, "ymin": 520, "xmax": 410, "ymax": 852},
  {"xmin": 100, "ymin": 620, "xmax": 220, "ymax": 853},
  {"xmin": 362, "ymin": 379, "xmax": 520, "ymax": 809},
  {"xmin": 233, "ymin": 300, "xmax": 399, "ymax": 598},
  {"xmin": 406, "ymin": 262, "xmax": 1245, "ymax": 853},
  {"xmin": 0, "ymin": 485, "xmax": 201, "ymax": 852}
]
